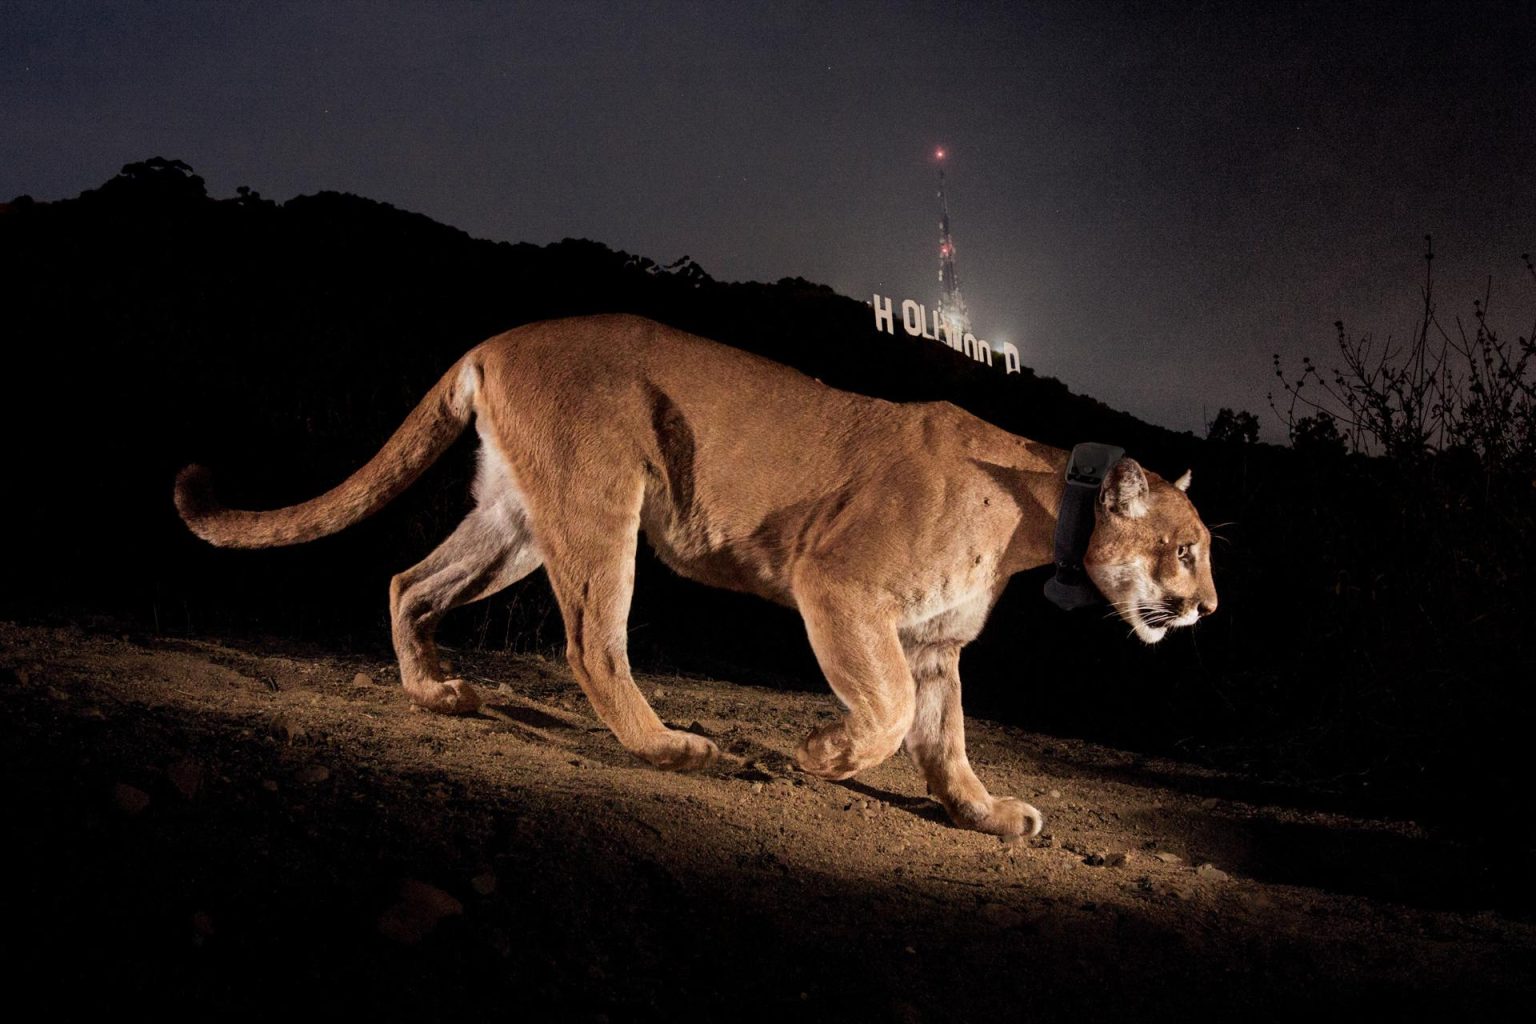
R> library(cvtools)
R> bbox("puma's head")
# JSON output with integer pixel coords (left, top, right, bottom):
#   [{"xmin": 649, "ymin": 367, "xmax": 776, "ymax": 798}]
[{"xmin": 1083, "ymin": 458, "xmax": 1217, "ymax": 644}]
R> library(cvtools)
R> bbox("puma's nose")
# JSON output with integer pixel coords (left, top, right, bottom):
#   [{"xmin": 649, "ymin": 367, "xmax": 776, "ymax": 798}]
[{"xmin": 1198, "ymin": 598, "xmax": 1218, "ymax": 618}]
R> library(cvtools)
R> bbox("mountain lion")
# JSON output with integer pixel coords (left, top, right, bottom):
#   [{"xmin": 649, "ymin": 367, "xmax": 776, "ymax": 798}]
[{"xmin": 176, "ymin": 314, "xmax": 1217, "ymax": 836}]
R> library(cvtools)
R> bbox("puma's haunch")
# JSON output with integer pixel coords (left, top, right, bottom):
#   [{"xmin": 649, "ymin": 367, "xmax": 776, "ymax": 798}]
[{"xmin": 176, "ymin": 314, "xmax": 1217, "ymax": 836}]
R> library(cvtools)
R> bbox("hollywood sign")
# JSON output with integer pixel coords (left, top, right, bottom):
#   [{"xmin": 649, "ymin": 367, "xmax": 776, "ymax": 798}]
[{"xmin": 871, "ymin": 294, "xmax": 1021, "ymax": 374}]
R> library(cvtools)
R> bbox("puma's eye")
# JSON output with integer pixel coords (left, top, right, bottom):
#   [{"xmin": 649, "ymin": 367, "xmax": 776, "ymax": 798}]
[{"xmin": 1177, "ymin": 543, "xmax": 1193, "ymax": 565}]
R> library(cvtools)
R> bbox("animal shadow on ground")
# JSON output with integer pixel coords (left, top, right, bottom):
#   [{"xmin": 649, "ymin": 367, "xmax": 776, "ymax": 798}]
[{"xmin": 836, "ymin": 777, "xmax": 952, "ymax": 826}]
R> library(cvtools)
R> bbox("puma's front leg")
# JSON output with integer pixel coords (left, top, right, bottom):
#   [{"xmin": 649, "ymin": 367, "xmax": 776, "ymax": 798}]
[
  {"xmin": 904, "ymin": 643, "xmax": 1042, "ymax": 837},
  {"xmin": 792, "ymin": 575, "xmax": 916, "ymax": 780}
]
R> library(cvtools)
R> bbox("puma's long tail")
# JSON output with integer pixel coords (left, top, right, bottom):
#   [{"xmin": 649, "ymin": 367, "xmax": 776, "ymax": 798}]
[{"xmin": 175, "ymin": 358, "xmax": 480, "ymax": 548}]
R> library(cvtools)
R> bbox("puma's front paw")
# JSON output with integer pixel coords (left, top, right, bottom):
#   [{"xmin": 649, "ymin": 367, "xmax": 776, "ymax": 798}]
[
  {"xmin": 634, "ymin": 728, "xmax": 719, "ymax": 772},
  {"xmin": 413, "ymin": 678, "xmax": 483, "ymax": 715},
  {"xmin": 951, "ymin": 796, "xmax": 1044, "ymax": 838},
  {"xmin": 794, "ymin": 722, "xmax": 861, "ymax": 781}
]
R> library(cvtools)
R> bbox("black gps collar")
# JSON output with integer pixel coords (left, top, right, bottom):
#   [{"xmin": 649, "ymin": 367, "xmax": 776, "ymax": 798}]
[{"xmin": 1042, "ymin": 442, "xmax": 1124, "ymax": 611}]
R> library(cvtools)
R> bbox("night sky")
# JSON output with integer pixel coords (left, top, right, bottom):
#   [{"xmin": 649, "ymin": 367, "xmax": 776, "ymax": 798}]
[{"xmin": 5, "ymin": 1, "xmax": 1532, "ymax": 436}]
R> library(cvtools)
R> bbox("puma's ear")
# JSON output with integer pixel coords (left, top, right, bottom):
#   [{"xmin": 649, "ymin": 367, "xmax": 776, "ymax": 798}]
[
  {"xmin": 1101, "ymin": 458, "xmax": 1149, "ymax": 518},
  {"xmin": 1174, "ymin": 469, "xmax": 1192, "ymax": 492}
]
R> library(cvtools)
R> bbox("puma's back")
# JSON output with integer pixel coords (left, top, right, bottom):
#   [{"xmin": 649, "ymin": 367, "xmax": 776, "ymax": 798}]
[{"xmin": 471, "ymin": 315, "xmax": 1058, "ymax": 605}]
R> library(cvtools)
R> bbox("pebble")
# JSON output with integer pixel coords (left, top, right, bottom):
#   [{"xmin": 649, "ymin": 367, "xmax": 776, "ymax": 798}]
[
  {"xmin": 488, "ymin": 927, "xmax": 513, "ymax": 959},
  {"xmin": 167, "ymin": 757, "xmax": 203, "ymax": 800},
  {"xmin": 1196, "ymin": 862, "xmax": 1230, "ymax": 881},
  {"xmin": 1107, "ymin": 851, "xmax": 1134, "ymax": 868},
  {"xmin": 293, "ymin": 764, "xmax": 330, "ymax": 784},
  {"xmin": 351, "ymin": 672, "xmax": 375, "ymax": 687},
  {"xmin": 980, "ymin": 904, "xmax": 1026, "ymax": 929},
  {"xmin": 261, "ymin": 779, "xmax": 279, "ymax": 792},
  {"xmin": 273, "ymin": 716, "xmax": 307, "ymax": 745},
  {"xmin": 377, "ymin": 880, "xmax": 463, "ymax": 944},
  {"xmin": 1048, "ymin": 789, "xmax": 1062, "ymax": 800},
  {"xmin": 470, "ymin": 872, "xmax": 498, "ymax": 896},
  {"xmin": 751, "ymin": 782, "xmax": 764, "ymax": 794},
  {"xmin": 112, "ymin": 782, "xmax": 150, "ymax": 815},
  {"xmin": 1153, "ymin": 852, "xmax": 1183, "ymax": 865}
]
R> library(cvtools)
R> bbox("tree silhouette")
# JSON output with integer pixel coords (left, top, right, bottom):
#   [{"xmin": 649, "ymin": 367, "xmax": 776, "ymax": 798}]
[
  {"xmin": 1288, "ymin": 410, "xmax": 1346, "ymax": 457},
  {"xmin": 1205, "ymin": 406, "xmax": 1259, "ymax": 445},
  {"xmin": 84, "ymin": 157, "xmax": 207, "ymax": 205}
]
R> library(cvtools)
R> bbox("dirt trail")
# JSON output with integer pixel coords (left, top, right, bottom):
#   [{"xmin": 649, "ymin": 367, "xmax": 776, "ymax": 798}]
[{"xmin": 3, "ymin": 620, "xmax": 1532, "ymax": 1020}]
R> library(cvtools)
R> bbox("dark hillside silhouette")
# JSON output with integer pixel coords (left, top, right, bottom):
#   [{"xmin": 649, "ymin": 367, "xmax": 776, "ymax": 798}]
[{"xmin": 3, "ymin": 160, "xmax": 1532, "ymax": 861}]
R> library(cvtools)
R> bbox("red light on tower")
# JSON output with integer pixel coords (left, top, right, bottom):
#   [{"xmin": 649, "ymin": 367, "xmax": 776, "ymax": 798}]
[{"xmin": 934, "ymin": 146, "xmax": 969, "ymax": 340}]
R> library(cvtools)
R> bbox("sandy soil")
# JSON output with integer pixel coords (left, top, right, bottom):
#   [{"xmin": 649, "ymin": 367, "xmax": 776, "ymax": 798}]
[{"xmin": 3, "ymin": 620, "xmax": 1532, "ymax": 1021}]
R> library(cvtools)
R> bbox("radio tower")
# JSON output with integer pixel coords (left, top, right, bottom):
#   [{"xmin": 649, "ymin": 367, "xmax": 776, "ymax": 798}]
[{"xmin": 934, "ymin": 147, "xmax": 971, "ymax": 339}]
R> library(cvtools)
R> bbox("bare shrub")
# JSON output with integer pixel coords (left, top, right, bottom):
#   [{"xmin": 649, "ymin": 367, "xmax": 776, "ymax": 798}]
[{"xmin": 1271, "ymin": 238, "xmax": 1536, "ymax": 476}]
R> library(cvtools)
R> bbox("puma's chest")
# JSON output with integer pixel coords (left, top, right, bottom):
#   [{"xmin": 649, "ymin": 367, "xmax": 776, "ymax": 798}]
[{"xmin": 897, "ymin": 585, "xmax": 997, "ymax": 649}]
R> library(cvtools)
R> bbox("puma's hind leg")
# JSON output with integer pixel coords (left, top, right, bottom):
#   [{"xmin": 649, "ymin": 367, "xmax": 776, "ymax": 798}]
[
  {"xmin": 903, "ymin": 643, "xmax": 1042, "ymax": 837},
  {"xmin": 389, "ymin": 453, "xmax": 543, "ymax": 714},
  {"xmin": 539, "ymin": 474, "xmax": 718, "ymax": 771}
]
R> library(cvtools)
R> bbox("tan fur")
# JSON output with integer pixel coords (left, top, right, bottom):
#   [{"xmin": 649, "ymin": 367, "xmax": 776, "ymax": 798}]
[
  {"xmin": 175, "ymin": 314, "xmax": 1217, "ymax": 835},
  {"xmin": 1084, "ymin": 459, "xmax": 1218, "ymax": 644}
]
